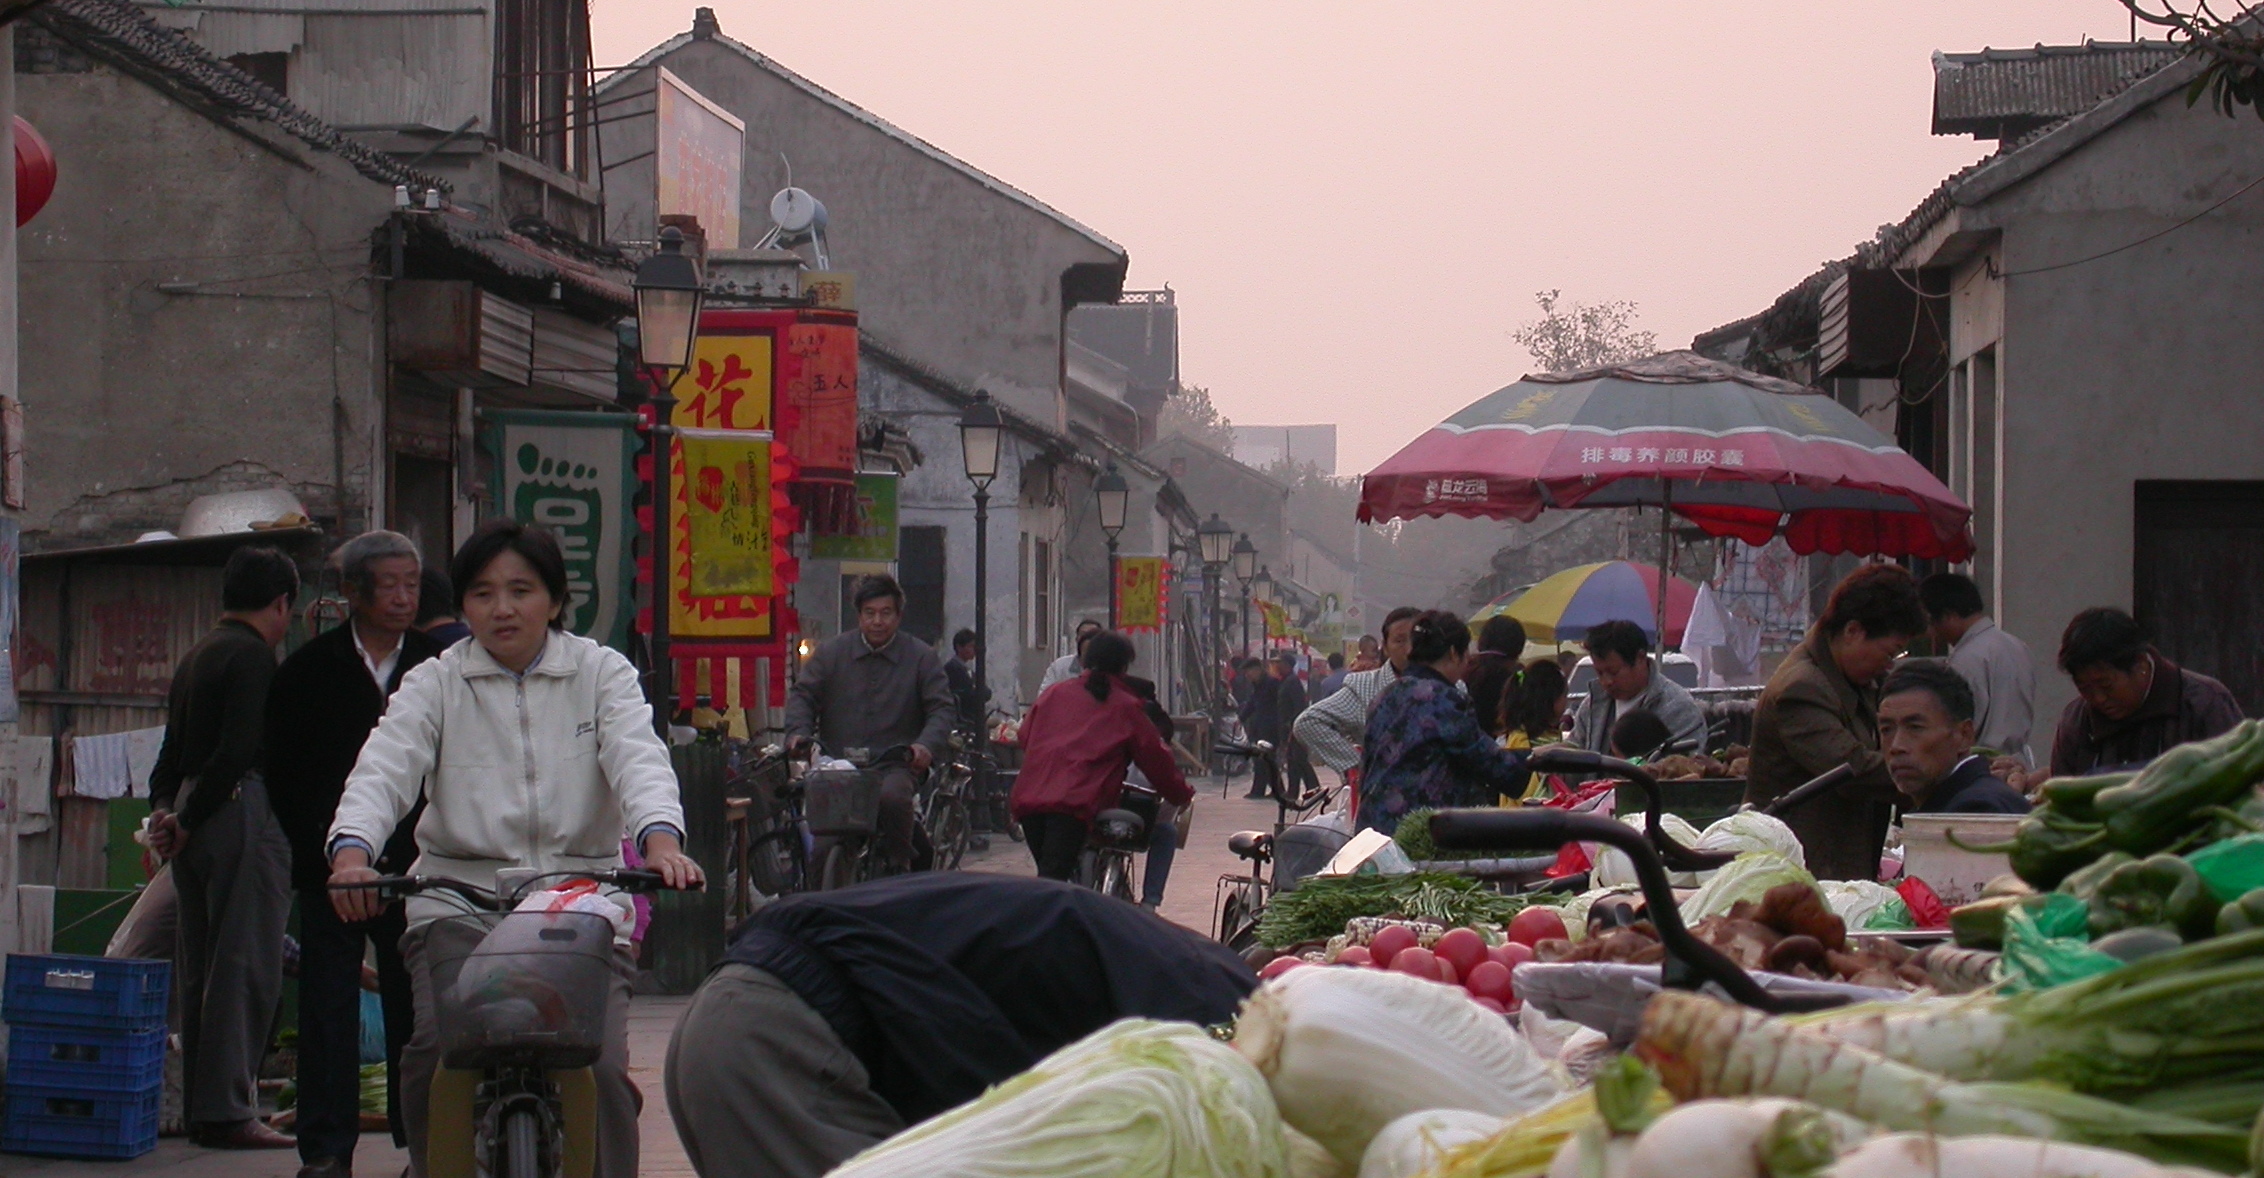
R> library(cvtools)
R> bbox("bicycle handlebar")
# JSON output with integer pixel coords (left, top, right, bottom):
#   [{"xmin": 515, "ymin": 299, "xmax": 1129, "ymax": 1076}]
[
  {"xmin": 1526, "ymin": 746, "xmax": 1736, "ymax": 873},
  {"xmin": 328, "ymin": 867, "xmax": 684, "ymax": 910}
]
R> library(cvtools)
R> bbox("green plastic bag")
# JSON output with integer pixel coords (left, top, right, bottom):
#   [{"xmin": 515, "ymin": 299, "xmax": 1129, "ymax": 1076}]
[
  {"xmin": 2186, "ymin": 834, "xmax": 2264, "ymax": 904},
  {"xmin": 2000, "ymin": 893, "xmax": 2123, "ymax": 993}
]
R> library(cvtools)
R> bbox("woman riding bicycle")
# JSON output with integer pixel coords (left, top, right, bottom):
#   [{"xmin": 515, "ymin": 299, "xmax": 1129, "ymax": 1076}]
[
  {"xmin": 324, "ymin": 519, "xmax": 702, "ymax": 1178},
  {"xmin": 1009, "ymin": 631, "xmax": 1193, "ymax": 882},
  {"xmin": 1358, "ymin": 609, "xmax": 1535, "ymax": 836}
]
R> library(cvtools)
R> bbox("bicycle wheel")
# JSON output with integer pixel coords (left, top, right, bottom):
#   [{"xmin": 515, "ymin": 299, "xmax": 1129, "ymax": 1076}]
[
  {"xmin": 1223, "ymin": 880, "xmax": 1268, "ymax": 951},
  {"xmin": 933, "ymin": 801, "xmax": 971, "ymax": 871},
  {"xmin": 1099, "ymin": 853, "xmax": 1135, "ymax": 903},
  {"xmin": 817, "ymin": 841, "xmax": 861, "ymax": 892},
  {"xmin": 744, "ymin": 820, "xmax": 803, "ymax": 897},
  {"xmin": 501, "ymin": 1106, "xmax": 542, "ymax": 1178}
]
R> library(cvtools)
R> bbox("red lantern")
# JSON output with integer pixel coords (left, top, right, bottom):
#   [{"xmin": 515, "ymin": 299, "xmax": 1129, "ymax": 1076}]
[{"xmin": 16, "ymin": 117, "xmax": 55, "ymax": 227}]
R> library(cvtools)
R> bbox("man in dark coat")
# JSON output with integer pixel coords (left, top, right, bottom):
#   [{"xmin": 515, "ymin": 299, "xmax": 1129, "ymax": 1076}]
[
  {"xmin": 1236, "ymin": 658, "xmax": 1280, "ymax": 799},
  {"xmin": 1272, "ymin": 651, "xmax": 1321, "ymax": 799},
  {"xmin": 1879, "ymin": 660, "xmax": 2030, "ymax": 815},
  {"xmin": 265, "ymin": 532, "xmax": 442, "ymax": 1178},
  {"xmin": 2042, "ymin": 607, "xmax": 2244, "ymax": 781}
]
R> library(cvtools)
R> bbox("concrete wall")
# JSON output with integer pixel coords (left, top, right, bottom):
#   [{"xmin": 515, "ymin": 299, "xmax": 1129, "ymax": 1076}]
[
  {"xmin": 1969, "ymin": 93, "xmax": 2264, "ymax": 745},
  {"xmin": 597, "ymin": 33, "xmax": 1126, "ymax": 428},
  {"xmin": 16, "ymin": 66, "xmax": 389, "ymax": 549}
]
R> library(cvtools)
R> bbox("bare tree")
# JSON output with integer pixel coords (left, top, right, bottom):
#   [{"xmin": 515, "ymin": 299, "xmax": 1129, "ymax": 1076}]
[
  {"xmin": 1510, "ymin": 290, "xmax": 1658, "ymax": 375},
  {"xmin": 1157, "ymin": 383, "xmax": 1237, "ymax": 451},
  {"xmin": 2120, "ymin": 1, "xmax": 2264, "ymax": 119}
]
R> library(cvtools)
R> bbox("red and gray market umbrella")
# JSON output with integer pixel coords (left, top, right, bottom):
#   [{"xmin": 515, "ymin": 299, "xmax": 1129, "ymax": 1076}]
[{"xmin": 1359, "ymin": 351, "xmax": 1974, "ymax": 563}]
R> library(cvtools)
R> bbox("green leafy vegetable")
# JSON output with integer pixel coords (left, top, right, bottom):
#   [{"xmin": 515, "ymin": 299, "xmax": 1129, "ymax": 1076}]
[{"xmin": 1255, "ymin": 872, "xmax": 1560, "ymax": 948}]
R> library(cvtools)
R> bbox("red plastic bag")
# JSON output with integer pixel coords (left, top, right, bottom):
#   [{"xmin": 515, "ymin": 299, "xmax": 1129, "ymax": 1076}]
[{"xmin": 1896, "ymin": 875, "xmax": 1951, "ymax": 929}]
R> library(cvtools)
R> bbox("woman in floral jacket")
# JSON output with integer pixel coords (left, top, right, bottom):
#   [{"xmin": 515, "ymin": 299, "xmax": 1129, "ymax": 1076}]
[{"xmin": 1358, "ymin": 610, "xmax": 1535, "ymax": 835}]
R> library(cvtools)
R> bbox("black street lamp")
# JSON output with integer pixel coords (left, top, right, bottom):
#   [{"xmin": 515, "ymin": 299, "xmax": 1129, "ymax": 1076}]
[
  {"xmin": 960, "ymin": 390, "xmax": 1004, "ymax": 720},
  {"xmin": 1230, "ymin": 533, "xmax": 1256, "ymax": 658},
  {"xmin": 1095, "ymin": 462, "xmax": 1129, "ymax": 629},
  {"xmin": 1251, "ymin": 565, "xmax": 1276, "ymax": 655},
  {"xmin": 1196, "ymin": 514, "xmax": 1234, "ymax": 715},
  {"xmin": 632, "ymin": 225, "xmax": 704, "ymax": 735}
]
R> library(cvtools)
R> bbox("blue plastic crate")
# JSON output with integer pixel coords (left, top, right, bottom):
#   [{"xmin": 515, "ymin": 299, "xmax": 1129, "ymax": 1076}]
[
  {"xmin": 5, "ymin": 1023, "xmax": 166, "ymax": 1091},
  {"xmin": 3, "ymin": 955, "xmax": 169, "ymax": 1032},
  {"xmin": 1, "ymin": 1081, "xmax": 160, "ymax": 1160}
]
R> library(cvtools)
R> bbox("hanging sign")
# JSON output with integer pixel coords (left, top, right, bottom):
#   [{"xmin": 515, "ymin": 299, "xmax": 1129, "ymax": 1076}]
[
  {"xmin": 482, "ymin": 410, "xmax": 639, "ymax": 650},
  {"xmin": 1116, "ymin": 557, "xmax": 1168, "ymax": 632},
  {"xmin": 810, "ymin": 473, "xmax": 898, "ymax": 561},
  {"xmin": 670, "ymin": 428, "xmax": 776, "ymax": 638}
]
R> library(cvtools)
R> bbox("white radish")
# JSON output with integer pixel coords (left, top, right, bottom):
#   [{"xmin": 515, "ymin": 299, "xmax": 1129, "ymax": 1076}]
[
  {"xmin": 1360, "ymin": 1109, "xmax": 1505, "ymax": 1178},
  {"xmin": 1546, "ymin": 1122, "xmax": 1636, "ymax": 1178},
  {"xmin": 1826, "ymin": 1134, "xmax": 2221, "ymax": 1178},
  {"xmin": 1622, "ymin": 1099, "xmax": 1853, "ymax": 1178}
]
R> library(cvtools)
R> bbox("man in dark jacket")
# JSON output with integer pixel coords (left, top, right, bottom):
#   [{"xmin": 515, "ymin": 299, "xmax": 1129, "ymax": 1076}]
[
  {"xmin": 1879, "ymin": 660, "xmax": 2030, "ymax": 815},
  {"xmin": 265, "ymin": 532, "xmax": 443, "ymax": 1178},
  {"xmin": 147, "ymin": 545, "xmax": 300, "ymax": 1151},
  {"xmin": 664, "ymin": 873, "xmax": 1255, "ymax": 1178},
  {"xmin": 1272, "ymin": 651, "xmax": 1321, "ymax": 799},
  {"xmin": 2043, "ymin": 607, "xmax": 2244, "ymax": 781},
  {"xmin": 1236, "ymin": 658, "xmax": 1279, "ymax": 799},
  {"xmin": 784, "ymin": 575, "xmax": 956, "ymax": 873}
]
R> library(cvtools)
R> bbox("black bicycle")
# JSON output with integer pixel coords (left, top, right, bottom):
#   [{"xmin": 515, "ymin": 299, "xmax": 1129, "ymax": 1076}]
[
  {"xmin": 920, "ymin": 731, "xmax": 989, "ymax": 871},
  {"xmin": 735, "ymin": 745, "xmax": 808, "ymax": 902}
]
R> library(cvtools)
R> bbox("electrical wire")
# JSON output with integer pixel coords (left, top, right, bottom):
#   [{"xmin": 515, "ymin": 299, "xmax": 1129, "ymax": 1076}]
[{"xmin": 1997, "ymin": 168, "xmax": 2264, "ymax": 276}]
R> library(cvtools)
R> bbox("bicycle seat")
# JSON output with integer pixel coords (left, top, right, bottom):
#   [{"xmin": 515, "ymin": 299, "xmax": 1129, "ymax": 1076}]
[
  {"xmin": 1227, "ymin": 830, "xmax": 1273, "ymax": 861},
  {"xmin": 1091, "ymin": 808, "xmax": 1147, "ymax": 849}
]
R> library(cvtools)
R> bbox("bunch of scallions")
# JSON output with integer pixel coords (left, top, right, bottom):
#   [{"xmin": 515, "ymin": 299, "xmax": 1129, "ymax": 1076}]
[{"xmin": 1782, "ymin": 925, "xmax": 2264, "ymax": 1125}]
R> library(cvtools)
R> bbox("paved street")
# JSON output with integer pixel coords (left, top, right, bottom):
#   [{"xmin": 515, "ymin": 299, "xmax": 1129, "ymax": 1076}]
[{"xmin": 6, "ymin": 772, "xmax": 1313, "ymax": 1177}]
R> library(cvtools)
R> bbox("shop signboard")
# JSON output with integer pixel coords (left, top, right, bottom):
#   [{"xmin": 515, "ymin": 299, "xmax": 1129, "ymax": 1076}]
[
  {"xmin": 655, "ymin": 68, "xmax": 745, "ymax": 248},
  {"xmin": 669, "ymin": 429, "xmax": 779, "ymax": 639},
  {"xmin": 482, "ymin": 411, "xmax": 639, "ymax": 650},
  {"xmin": 810, "ymin": 474, "xmax": 897, "ymax": 561},
  {"xmin": 1116, "ymin": 556, "xmax": 1167, "ymax": 632}
]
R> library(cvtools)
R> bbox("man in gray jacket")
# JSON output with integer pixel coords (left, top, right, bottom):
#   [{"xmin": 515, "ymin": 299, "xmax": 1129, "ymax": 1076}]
[
  {"xmin": 1568, "ymin": 620, "xmax": 1706, "ymax": 757},
  {"xmin": 786, "ymin": 575, "xmax": 957, "ymax": 873}
]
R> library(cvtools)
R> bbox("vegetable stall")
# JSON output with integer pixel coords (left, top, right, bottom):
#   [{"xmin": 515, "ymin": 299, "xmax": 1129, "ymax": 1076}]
[{"xmin": 813, "ymin": 723, "xmax": 2264, "ymax": 1178}]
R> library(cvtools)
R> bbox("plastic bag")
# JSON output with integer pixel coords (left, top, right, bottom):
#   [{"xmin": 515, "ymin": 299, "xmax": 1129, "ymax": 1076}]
[
  {"xmin": 1895, "ymin": 876, "xmax": 1951, "ymax": 929},
  {"xmin": 2186, "ymin": 834, "xmax": 2264, "ymax": 904},
  {"xmin": 1696, "ymin": 811, "xmax": 1807, "ymax": 870},
  {"xmin": 516, "ymin": 879, "xmax": 633, "ymax": 940},
  {"xmin": 1820, "ymin": 880, "xmax": 1916, "ymax": 931},
  {"xmin": 1999, "ymin": 893, "xmax": 2122, "ymax": 993},
  {"xmin": 1594, "ymin": 812, "xmax": 1705, "ymax": 889}
]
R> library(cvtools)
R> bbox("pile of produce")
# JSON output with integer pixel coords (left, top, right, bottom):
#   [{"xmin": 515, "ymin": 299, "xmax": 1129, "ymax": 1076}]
[
  {"xmin": 1268, "ymin": 908, "xmax": 1572, "ymax": 1012},
  {"xmin": 1256, "ymin": 871, "xmax": 1565, "ymax": 949},
  {"xmin": 1939, "ymin": 721, "xmax": 2264, "ymax": 987}
]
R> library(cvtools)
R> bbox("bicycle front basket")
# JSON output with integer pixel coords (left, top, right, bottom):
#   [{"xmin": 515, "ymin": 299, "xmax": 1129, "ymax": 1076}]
[
  {"xmin": 803, "ymin": 768, "xmax": 884, "ymax": 837},
  {"xmin": 438, "ymin": 911, "xmax": 615, "ymax": 1070}
]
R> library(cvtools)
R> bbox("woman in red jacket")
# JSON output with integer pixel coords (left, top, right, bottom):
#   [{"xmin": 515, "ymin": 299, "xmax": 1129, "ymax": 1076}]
[{"xmin": 1010, "ymin": 632, "xmax": 1195, "ymax": 881}]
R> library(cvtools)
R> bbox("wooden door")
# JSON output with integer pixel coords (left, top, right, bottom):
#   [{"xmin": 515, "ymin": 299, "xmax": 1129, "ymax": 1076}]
[{"xmin": 2135, "ymin": 481, "xmax": 2264, "ymax": 716}]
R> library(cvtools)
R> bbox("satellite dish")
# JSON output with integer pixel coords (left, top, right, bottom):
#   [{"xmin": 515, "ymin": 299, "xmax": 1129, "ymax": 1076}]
[{"xmin": 769, "ymin": 187, "xmax": 826, "ymax": 235}]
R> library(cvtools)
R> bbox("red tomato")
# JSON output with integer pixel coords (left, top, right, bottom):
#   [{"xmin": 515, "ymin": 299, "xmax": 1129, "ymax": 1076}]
[
  {"xmin": 1465, "ymin": 960, "xmax": 1515, "ymax": 1003},
  {"xmin": 1436, "ymin": 957, "xmax": 1458, "ymax": 986},
  {"xmin": 1369, "ymin": 925, "xmax": 1419, "ymax": 969},
  {"xmin": 1390, "ymin": 946, "xmax": 1438, "ymax": 981},
  {"xmin": 1472, "ymin": 996, "xmax": 1508, "ymax": 1015},
  {"xmin": 1434, "ymin": 928, "xmax": 1487, "ymax": 978},
  {"xmin": 1259, "ymin": 955, "xmax": 1307, "ymax": 981},
  {"xmin": 1334, "ymin": 945, "xmax": 1373, "ymax": 967},
  {"xmin": 1488, "ymin": 941, "xmax": 1537, "ymax": 969},
  {"xmin": 1507, "ymin": 908, "xmax": 1569, "ymax": 947}
]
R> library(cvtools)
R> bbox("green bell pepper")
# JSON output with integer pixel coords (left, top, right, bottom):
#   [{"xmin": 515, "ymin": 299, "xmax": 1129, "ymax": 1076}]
[
  {"xmin": 2097, "ymin": 722, "xmax": 2264, "ymax": 855},
  {"xmin": 2039, "ymin": 772, "xmax": 2135, "ymax": 824},
  {"xmin": 2216, "ymin": 888, "xmax": 2264, "ymax": 936},
  {"xmin": 2082, "ymin": 854, "xmax": 2216, "ymax": 941},
  {"xmin": 2056, "ymin": 850, "xmax": 2137, "ymax": 898}
]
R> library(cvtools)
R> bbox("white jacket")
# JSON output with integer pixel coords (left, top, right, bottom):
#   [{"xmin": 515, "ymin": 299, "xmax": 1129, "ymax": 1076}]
[{"xmin": 328, "ymin": 630, "xmax": 684, "ymax": 932}]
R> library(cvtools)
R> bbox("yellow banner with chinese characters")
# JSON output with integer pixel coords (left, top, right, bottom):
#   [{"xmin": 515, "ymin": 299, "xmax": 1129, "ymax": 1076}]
[
  {"xmin": 674, "ymin": 332, "xmax": 772, "ymax": 431},
  {"xmin": 1115, "ymin": 557, "xmax": 1167, "ymax": 632},
  {"xmin": 1258, "ymin": 598, "xmax": 1298, "ymax": 641},
  {"xmin": 670, "ymin": 429, "xmax": 772, "ymax": 638}
]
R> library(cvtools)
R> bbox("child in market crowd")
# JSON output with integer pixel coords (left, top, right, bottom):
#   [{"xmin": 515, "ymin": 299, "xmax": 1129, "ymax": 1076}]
[{"xmin": 1609, "ymin": 708, "xmax": 1674, "ymax": 763}]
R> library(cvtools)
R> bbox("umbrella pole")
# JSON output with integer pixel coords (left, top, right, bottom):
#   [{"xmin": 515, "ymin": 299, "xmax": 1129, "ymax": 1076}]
[{"xmin": 1656, "ymin": 484, "xmax": 1673, "ymax": 647}]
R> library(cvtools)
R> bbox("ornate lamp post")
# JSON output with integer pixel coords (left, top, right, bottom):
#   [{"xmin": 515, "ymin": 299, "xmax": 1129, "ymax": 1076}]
[
  {"xmin": 1230, "ymin": 533, "xmax": 1256, "ymax": 658},
  {"xmin": 632, "ymin": 225, "xmax": 703, "ymax": 735},
  {"xmin": 959, "ymin": 390, "xmax": 1004, "ymax": 717},
  {"xmin": 1196, "ymin": 513, "xmax": 1234, "ymax": 714},
  {"xmin": 1095, "ymin": 462, "xmax": 1129, "ymax": 629},
  {"xmin": 1251, "ymin": 564, "xmax": 1276, "ymax": 657}
]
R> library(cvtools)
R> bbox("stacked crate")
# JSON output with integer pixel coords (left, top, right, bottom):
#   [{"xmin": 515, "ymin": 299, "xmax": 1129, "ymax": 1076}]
[{"xmin": 2, "ymin": 954, "xmax": 170, "ymax": 1160}]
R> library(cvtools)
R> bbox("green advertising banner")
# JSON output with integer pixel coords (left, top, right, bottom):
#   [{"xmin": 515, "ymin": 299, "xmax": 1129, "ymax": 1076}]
[
  {"xmin": 810, "ymin": 473, "xmax": 898, "ymax": 561},
  {"xmin": 480, "ymin": 410, "xmax": 639, "ymax": 650}
]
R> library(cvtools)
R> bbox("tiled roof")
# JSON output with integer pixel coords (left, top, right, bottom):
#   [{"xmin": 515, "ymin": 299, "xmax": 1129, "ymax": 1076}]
[
  {"xmin": 1934, "ymin": 40, "xmax": 2185, "ymax": 139},
  {"xmin": 30, "ymin": 0, "xmax": 442, "ymax": 192}
]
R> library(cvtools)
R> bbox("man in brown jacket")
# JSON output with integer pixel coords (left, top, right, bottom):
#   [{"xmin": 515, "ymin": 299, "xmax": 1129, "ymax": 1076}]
[{"xmin": 1743, "ymin": 565, "xmax": 1929, "ymax": 881}]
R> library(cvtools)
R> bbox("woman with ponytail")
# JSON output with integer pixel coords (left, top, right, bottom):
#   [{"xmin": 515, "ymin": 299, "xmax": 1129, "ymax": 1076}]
[
  {"xmin": 1356, "ymin": 610, "xmax": 1536, "ymax": 835},
  {"xmin": 1010, "ymin": 632, "xmax": 1194, "ymax": 881}
]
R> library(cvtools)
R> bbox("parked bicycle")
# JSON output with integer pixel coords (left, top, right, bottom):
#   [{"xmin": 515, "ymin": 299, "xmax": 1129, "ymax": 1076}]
[
  {"xmin": 919, "ymin": 730, "xmax": 989, "ymax": 871},
  {"xmin": 328, "ymin": 867, "xmax": 681, "ymax": 1178},
  {"xmin": 733, "ymin": 745, "xmax": 807, "ymax": 905}
]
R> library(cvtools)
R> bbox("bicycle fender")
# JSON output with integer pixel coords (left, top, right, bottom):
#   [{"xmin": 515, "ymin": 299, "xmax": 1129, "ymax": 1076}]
[{"xmin": 427, "ymin": 1068, "xmax": 479, "ymax": 1178}]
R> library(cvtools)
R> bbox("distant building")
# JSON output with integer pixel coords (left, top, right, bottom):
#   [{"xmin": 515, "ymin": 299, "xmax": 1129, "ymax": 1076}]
[
  {"xmin": 1232, "ymin": 424, "xmax": 1336, "ymax": 475},
  {"xmin": 1068, "ymin": 288, "xmax": 1179, "ymax": 448}
]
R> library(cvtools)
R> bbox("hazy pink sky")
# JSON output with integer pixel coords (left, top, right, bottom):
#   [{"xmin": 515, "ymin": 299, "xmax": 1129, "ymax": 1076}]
[{"xmin": 594, "ymin": 3, "xmax": 2142, "ymax": 473}]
